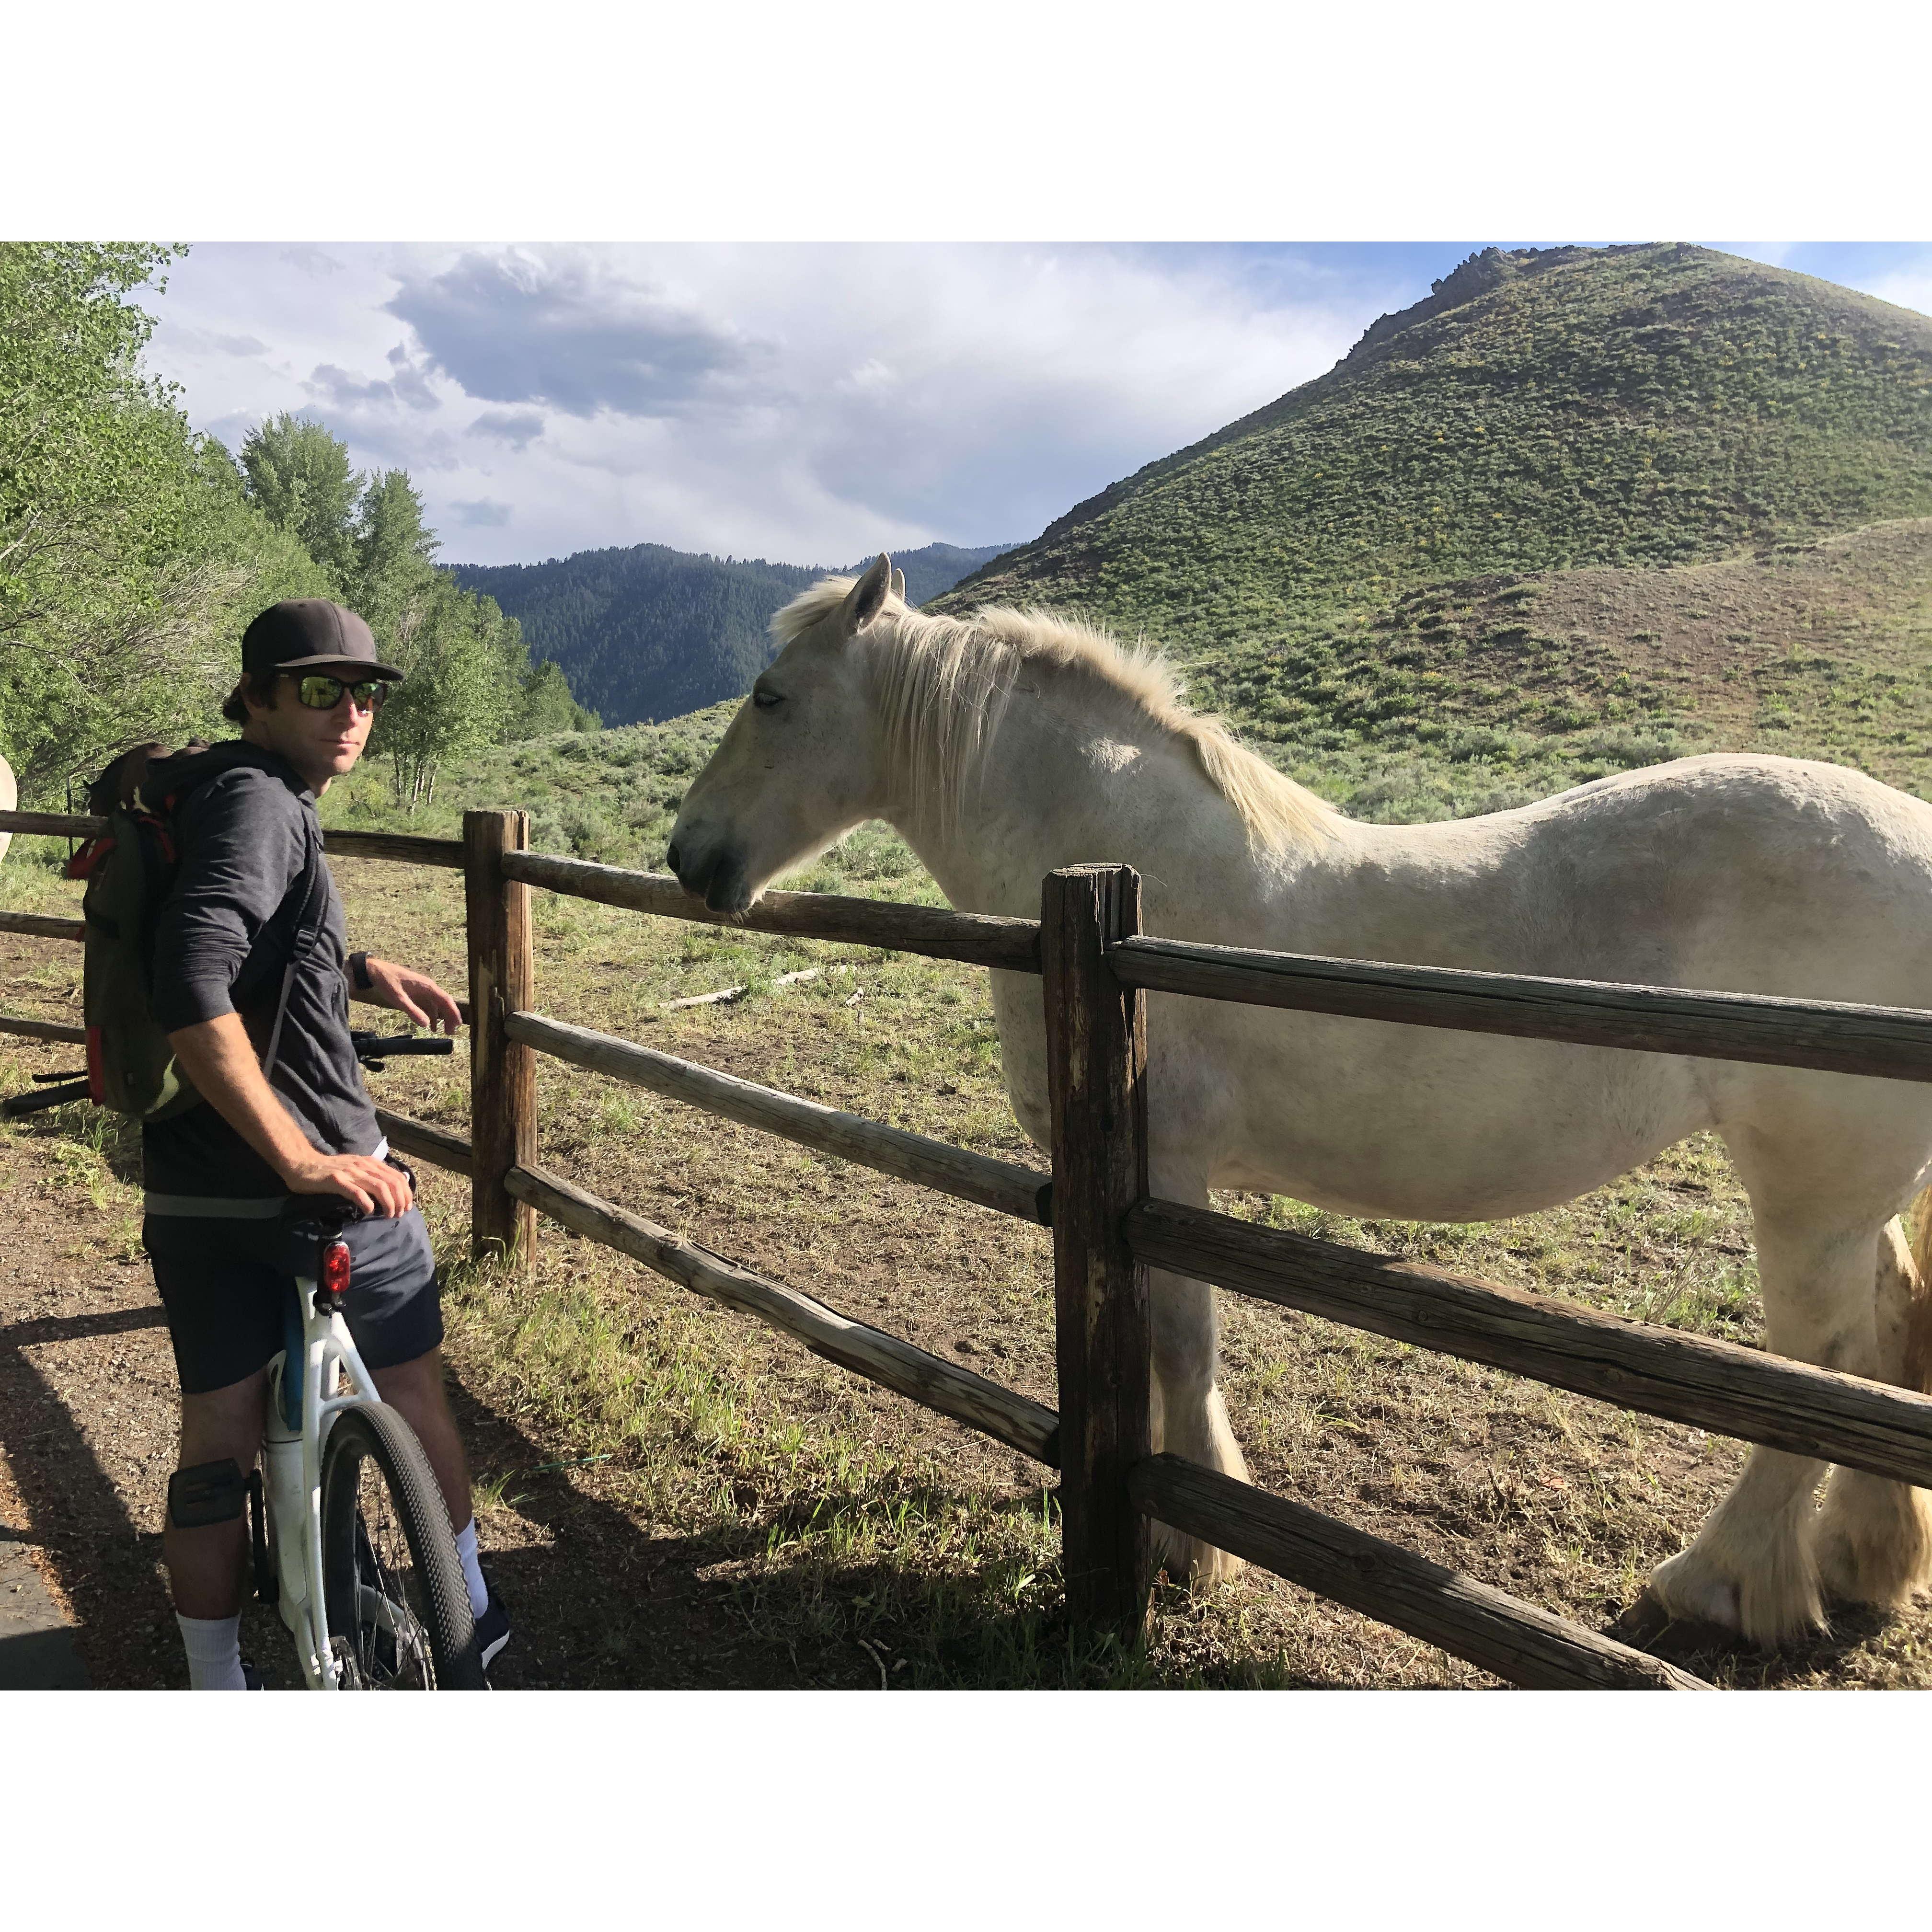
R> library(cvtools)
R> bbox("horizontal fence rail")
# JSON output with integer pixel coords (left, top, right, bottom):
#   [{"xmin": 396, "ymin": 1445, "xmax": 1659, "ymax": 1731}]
[
  {"xmin": 1129, "ymin": 1198, "xmax": 1932, "ymax": 1488},
  {"xmin": 0, "ymin": 808, "xmax": 463, "ymax": 869},
  {"xmin": 1128, "ymin": 1454, "xmax": 1710, "ymax": 1690},
  {"xmin": 322, "ymin": 830, "xmax": 465, "ymax": 868},
  {"xmin": 375, "ymin": 1107, "xmax": 473, "ymax": 1179},
  {"xmin": 1110, "ymin": 934, "xmax": 1932, "ymax": 1084},
  {"xmin": 0, "ymin": 1016, "xmax": 85, "ymax": 1046},
  {"xmin": 507, "ymin": 1161, "xmax": 1060, "ymax": 1465},
  {"xmin": 0, "ymin": 810, "xmax": 100, "ymax": 839},
  {"xmin": 0, "ymin": 910, "xmax": 82, "ymax": 944},
  {"xmin": 502, "ymin": 849, "xmax": 1044, "ymax": 973},
  {"xmin": 507, "ymin": 1010, "xmax": 1051, "ymax": 1225}
]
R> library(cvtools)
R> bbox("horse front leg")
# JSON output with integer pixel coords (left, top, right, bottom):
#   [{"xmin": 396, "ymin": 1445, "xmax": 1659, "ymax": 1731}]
[
  {"xmin": 1645, "ymin": 1210, "xmax": 1885, "ymax": 1646},
  {"xmin": 1146, "ymin": 1255, "xmax": 1251, "ymax": 1588}
]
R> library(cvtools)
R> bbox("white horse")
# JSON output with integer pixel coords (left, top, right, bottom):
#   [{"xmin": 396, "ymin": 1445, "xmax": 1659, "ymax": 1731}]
[
  {"xmin": 667, "ymin": 555, "xmax": 1932, "ymax": 1648},
  {"xmin": 0, "ymin": 752, "xmax": 14, "ymax": 866}
]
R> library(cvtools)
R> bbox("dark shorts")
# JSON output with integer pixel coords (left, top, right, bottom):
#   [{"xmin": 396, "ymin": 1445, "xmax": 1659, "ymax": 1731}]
[{"xmin": 145, "ymin": 1207, "xmax": 443, "ymax": 1396}]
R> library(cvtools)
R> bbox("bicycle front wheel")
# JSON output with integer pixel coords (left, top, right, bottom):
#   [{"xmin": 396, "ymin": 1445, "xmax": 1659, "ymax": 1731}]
[{"xmin": 320, "ymin": 1403, "xmax": 486, "ymax": 1690}]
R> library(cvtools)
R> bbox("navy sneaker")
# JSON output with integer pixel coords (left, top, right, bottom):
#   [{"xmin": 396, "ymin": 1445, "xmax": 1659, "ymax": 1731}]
[
  {"xmin": 474, "ymin": 1587, "xmax": 511, "ymax": 1674},
  {"xmin": 242, "ymin": 1660, "xmax": 264, "ymax": 1690}
]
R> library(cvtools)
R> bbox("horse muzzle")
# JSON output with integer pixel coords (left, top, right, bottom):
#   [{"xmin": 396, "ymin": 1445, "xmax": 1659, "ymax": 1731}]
[{"xmin": 665, "ymin": 840, "xmax": 754, "ymax": 916}]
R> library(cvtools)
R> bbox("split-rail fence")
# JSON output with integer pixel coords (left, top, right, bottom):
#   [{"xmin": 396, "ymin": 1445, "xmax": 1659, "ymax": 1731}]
[{"xmin": 10, "ymin": 803, "xmax": 1932, "ymax": 1692}]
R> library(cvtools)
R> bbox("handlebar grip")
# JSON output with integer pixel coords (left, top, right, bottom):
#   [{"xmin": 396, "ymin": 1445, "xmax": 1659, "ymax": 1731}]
[
  {"xmin": 1, "ymin": 1079, "xmax": 92, "ymax": 1118},
  {"xmin": 350, "ymin": 1032, "xmax": 456, "ymax": 1062}
]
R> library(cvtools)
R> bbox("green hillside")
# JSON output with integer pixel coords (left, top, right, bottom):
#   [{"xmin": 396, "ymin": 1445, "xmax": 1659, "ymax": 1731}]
[
  {"xmin": 941, "ymin": 244, "xmax": 1932, "ymax": 641},
  {"xmin": 1219, "ymin": 517, "xmax": 1932, "ymax": 822},
  {"xmin": 920, "ymin": 243, "xmax": 1932, "ymax": 820},
  {"xmin": 449, "ymin": 539, "xmax": 1013, "ymax": 727}
]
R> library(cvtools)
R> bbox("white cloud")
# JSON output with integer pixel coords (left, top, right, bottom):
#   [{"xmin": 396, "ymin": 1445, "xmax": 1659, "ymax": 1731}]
[
  {"xmin": 135, "ymin": 242, "xmax": 1455, "ymax": 565},
  {"xmin": 388, "ymin": 249, "xmax": 774, "ymax": 419}
]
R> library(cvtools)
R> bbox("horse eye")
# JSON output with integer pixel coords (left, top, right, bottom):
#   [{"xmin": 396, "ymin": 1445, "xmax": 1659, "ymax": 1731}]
[{"xmin": 753, "ymin": 687, "xmax": 783, "ymax": 711}]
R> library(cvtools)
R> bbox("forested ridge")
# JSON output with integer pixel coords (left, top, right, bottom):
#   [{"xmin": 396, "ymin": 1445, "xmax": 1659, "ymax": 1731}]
[
  {"xmin": 0, "ymin": 242, "xmax": 595, "ymax": 809},
  {"xmin": 450, "ymin": 540, "xmax": 1014, "ymax": 725}
]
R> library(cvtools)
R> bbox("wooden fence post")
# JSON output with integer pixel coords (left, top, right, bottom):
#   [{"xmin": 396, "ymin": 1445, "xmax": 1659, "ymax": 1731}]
[
  {"xmin": 1041, "ymin": 863, "xmax": 1152, "ymax": 1644},
  {"xmin": 465, "ymin": 808, "xmax": 536, "ymax": 1268}
]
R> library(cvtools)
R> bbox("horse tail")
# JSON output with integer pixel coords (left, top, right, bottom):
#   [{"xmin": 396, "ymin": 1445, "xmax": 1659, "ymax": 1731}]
[{"xmin": 1906, "ymin": 1186, "xmax": 1932, "ymax": 1393}]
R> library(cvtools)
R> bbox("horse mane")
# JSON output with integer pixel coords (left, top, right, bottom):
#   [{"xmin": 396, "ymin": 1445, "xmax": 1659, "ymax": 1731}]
[{"xmin": 770, "ymin": 578, "xmax": 1337, "ymax": 852}]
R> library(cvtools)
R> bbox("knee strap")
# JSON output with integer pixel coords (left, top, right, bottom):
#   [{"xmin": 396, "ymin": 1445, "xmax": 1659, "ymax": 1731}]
[{"xmin": 168, "ymin": 1458, "xmax": 246, "ymax": 1529}]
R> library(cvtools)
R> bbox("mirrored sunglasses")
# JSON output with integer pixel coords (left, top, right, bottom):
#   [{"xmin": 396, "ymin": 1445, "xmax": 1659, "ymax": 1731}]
[{"xmin": 291, "ymin": 673, "xmax": 387, "ymax": 713}]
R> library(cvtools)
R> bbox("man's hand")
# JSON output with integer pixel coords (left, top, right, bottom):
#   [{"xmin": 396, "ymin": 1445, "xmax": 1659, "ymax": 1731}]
[
  {"xmin": 284, "ymin": 1150, "xmax": 414, "ymax": 1218},
  {"xmin": 356, "ymin": 956, "xmax": 464, "ymax": 1034},
  {"xmin": 168, "ymin": 1013, "xmax": 415, "ymax": 1218}
]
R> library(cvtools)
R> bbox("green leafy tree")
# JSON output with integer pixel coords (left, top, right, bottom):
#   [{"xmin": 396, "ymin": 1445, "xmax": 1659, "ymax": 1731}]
[
  {"xmin": 238, "ymin": 413, "xmax": 362, "ymax": 584},
  {"xmin": 0, "ymin": 244, "xmax": 330, "ymax": 795},
  {"xmin": 375, "ymin": 573, "xmax": 516, "ymax": 807},
  {"xmin": 349, "ymin": 468, "xmax": 439, "ymax": 625},
  {"xmin": 1, "ymin": 243, "xmax": 183, "ymax": 620}
]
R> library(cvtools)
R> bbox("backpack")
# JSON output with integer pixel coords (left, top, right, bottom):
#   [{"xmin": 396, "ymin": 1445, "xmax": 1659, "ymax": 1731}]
[{"xmin": 65, "ymin": 741, "xmax": 326, "ymax": 1121}]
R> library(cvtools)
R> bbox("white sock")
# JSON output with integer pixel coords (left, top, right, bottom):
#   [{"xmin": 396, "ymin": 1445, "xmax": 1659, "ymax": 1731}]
[
  {"xmin": 454, "ymin": 1518, "xmax": 489, "ymax": 1619},
  {"xmin": 177, "ymin": 1611, "xmax": 247, "ymax": 1691}
]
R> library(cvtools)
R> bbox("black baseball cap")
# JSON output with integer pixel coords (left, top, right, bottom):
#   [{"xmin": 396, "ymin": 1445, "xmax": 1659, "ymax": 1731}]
[{"xmin": 242, "ymin": 600, "xmax": 404, "ymax": 681}]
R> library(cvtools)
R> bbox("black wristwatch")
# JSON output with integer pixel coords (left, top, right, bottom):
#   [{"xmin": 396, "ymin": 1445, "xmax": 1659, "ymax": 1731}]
[{"xmin": 348, "ymin": 951, "xmax": 375, "ymax": 992}]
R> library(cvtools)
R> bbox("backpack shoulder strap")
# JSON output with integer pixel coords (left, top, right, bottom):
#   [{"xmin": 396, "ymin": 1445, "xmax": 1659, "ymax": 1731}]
[{"xmin": 259, "ymin": 817, "xmax": 334, "ymax": 1084}]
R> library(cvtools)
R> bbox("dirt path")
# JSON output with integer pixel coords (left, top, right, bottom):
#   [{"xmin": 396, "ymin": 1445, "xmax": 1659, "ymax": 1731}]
[
  {"xmin": 0, "ymin": 1125, "xmax": 185, "ymax": 1689},
  {"xmin": 0, "ymin": 1067, "xmax": 874, "ymax": 1691}
]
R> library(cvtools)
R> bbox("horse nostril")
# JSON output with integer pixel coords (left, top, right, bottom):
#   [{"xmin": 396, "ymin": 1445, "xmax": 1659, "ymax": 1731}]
[{"xmin": 665, "ymin": 843, "xmax": 681, "ymax": 876}]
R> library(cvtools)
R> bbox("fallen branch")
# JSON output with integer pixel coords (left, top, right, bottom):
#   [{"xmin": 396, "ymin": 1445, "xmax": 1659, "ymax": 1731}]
[{"xmin": 662, "ymin": 964, "xmax": 852, "ymax": 1011}]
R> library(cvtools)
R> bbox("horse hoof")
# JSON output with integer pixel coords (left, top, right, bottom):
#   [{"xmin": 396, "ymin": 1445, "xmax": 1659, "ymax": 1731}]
[
  {"xmin": 1610, "ymin": 1589, "xmax": 1675, "ymax": 1648},
  {"xmin": 1149, "ymin": 1530, "xmax": 1244, "ymax": 1592},
  {"xmin": 1612, "ymin": 1587, "xmax": 1742, "ymax": 1659}
]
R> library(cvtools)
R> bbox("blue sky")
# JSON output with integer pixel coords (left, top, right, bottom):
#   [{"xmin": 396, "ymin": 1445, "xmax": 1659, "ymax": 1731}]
[{"xmin": 141, "ymin": 242, "xmax": 1932, "ymax": 572}]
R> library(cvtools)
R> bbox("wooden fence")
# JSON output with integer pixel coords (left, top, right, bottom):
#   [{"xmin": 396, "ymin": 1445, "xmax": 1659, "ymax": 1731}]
[{"xmin": 10, "ymin": 803, "xmax": 1932, "ymax": 1692}]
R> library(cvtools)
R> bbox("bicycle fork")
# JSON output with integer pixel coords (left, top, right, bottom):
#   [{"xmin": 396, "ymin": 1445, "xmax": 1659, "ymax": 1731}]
[{"xmin": 262, "ymin": 1270, "xmax": 384, "ymax": 1690}]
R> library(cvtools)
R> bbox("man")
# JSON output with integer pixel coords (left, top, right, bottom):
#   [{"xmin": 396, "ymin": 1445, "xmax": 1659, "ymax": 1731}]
[{"xmin": 146, "ymin": 598, "xmax": 506, "ymax": 1688}]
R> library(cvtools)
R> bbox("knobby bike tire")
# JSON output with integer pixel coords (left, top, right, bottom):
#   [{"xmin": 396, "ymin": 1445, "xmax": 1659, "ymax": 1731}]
[{"xmin": 320, "ymin": 1403, "xmax": 486, "ymax": 1690}]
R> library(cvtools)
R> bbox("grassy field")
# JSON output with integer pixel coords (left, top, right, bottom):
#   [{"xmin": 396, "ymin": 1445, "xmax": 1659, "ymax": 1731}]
[
  {"xmin": 1197, "ymin": 516, "xmax": 1932, "ymax": 821},
  {"xmin": 5, "ymin": 792, "xmax": 1929, "ymax": 1688}
]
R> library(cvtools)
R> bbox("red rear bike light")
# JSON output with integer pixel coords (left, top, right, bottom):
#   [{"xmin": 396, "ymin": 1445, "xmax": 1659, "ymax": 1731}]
[{"xmin": 320, "ymin": 1238, "xmax": 352, "ymax": 1300}]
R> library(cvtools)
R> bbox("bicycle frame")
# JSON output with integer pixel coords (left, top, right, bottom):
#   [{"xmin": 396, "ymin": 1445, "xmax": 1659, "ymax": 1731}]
[{"xmin": 261, "ymin": 1261, "xmax": 386, "ymax": 1690}]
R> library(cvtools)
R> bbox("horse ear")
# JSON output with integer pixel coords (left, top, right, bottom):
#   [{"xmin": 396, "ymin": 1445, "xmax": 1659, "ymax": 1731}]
[
  {"xmin": 890, "ymin": 567, "xmax": 906, "ymax": 601},
  {"xmin": 835, "ymin": 554, "xmax": 892, "ymax": 641}
]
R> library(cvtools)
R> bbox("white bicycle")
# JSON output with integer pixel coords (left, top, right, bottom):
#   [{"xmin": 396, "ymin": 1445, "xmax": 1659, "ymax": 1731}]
[{"xmin": 247, "ymin": 1035, "xmax": 485, "ymax": 1690}]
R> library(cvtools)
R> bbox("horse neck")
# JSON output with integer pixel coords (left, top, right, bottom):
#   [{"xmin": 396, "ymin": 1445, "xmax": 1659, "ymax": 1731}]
[{"xmin": 879, "ymin": 669, "xmax": 1268, "ymax": 924}]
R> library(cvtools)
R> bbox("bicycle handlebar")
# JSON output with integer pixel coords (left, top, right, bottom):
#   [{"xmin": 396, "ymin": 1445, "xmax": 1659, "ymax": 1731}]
[
  {"xmin": 349, "ymin": 1031, "xmax": 456, "ymax": 1068},
  {"xmin": 1, "ymin": 1077, "xmax": 91, "ymax": 1118}
]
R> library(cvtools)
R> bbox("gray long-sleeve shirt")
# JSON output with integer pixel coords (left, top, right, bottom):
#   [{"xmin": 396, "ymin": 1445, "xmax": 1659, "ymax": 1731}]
[{"xmin": 142, "ymin": 744, "xmax": 381, "ymax": 1205}]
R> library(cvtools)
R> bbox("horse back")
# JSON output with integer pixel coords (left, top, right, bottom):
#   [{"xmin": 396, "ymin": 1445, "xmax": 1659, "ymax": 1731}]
[{"xmin": 1267, "ymin": 753, "xmax": 1932, "ymax": 1012}]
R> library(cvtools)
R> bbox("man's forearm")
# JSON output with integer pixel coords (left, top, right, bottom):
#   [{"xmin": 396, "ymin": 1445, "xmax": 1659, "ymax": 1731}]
[
  {"xmin": 166, "ymin": 1012, "xmax": 318, "ymax": 1181},
  {"xmin": 165, "ymin": 1012, "xmax": 412, "ymax": 1216}
]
